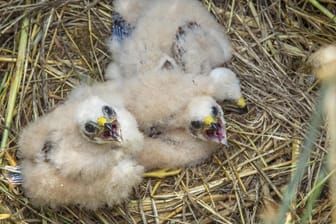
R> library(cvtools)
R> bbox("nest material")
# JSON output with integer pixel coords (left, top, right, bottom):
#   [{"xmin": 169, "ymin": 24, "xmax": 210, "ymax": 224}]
[{"xmin": 0, "ymin": 0, "xmax": 335, "ymax": 223}]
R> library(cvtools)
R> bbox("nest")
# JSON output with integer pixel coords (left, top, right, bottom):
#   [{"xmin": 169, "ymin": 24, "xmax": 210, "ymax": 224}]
[{"xmin": 0, "ymin": 0, "xmax": 335, "ymax": 223}]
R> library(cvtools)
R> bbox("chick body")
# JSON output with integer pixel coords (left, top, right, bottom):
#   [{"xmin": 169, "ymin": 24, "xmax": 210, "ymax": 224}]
[
  {"xmin": 138, "ymin": 95, "xmax": 225, "ymax": 170},
  {"xmin": 139, "ymin": 130, "xmax": 219, "ymax": 170},
  {"xmin": 19, "ymin": 95, "xmax": 144, "ymax": 209},
  {"xmin": 103, "ymin": 0, "xmax": 243, "ymax": 170},
  {"xmin": 107, "ymin": 0, "xmax": 232, "ymax": 79},
  {"xmin": 101, "ymin": 69, "xmax": 238, "ymax": 134},
  {"xmin": 78, "ymin": 69, "xmax": 234, "ymax": 169}
]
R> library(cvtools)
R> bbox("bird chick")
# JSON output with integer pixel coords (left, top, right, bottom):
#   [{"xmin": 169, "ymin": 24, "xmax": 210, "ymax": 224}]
[
  {"xmin": 106, "ymin": 0, "xmax": 232, "ymax": 79},
  {"xmin": 107, "ymin": 0, "xmax": 150, "ymax": 81},
  {"xmin": 208, "ymin": 67, "xmax": 246, "ymax": 109},
  {"xmin": 74, "ymin": 80, "xmax": 227, "ymax": 170},
  {"xmin": 106, "ymin": 0, "xmax": 247, "ymax": 110},
  {"xmin": 19, "ymin": 95, "xmax": 144, "ymax": 209},
  {"xmin": 79, "ymin": 69, "xmax": 232, "ymax": 170},
  {"xmin": 137, "ymin": 96, "xmax": 226, "ymax": 170},
  {"xmin": 185, "ymin": 96, "xmax": 227, "ymax": 145},
  {"xmin": 111, "ymin": 68, "xmax": 242, "ymax": 135}
]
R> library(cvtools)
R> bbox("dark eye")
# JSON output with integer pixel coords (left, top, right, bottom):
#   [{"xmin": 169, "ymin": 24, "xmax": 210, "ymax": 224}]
[
  {"xmin": 191, "ymin": 121, "xmax": 202, "ymax": 129},
  {"xmin": 212, "ymin": 106, "xmax": 219, "ymax": 116},
  {"xmin": 102, "ymin": 105, "xmax": 115, "ymax": 117},
  {"xmin": 84, "ymin": 123, "xmax": 96, "ymax": 133}
]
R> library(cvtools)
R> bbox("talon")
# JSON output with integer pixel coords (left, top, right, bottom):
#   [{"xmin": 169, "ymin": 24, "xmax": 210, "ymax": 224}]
[{"xmin": 144, "ymin": 168, "xmax": 181, "ymax": 178}]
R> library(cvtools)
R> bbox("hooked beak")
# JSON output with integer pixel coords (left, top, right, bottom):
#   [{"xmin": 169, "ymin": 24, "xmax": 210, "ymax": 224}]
[
  {"xmin": 97, "ymin": 117, "xmax": 123, "ymax": 143},
  {"xmin": 104, "ymin": 122, "xmax": 113, "ymax": 131},
  {"xmin": 202, "ymin": 116, "xmax": 228, "ymax": 146}
]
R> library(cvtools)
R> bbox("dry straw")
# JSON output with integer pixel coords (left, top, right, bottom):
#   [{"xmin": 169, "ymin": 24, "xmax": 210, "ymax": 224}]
[{"xmin": 0, "ymin": 0, "xmax": 336, "ymax": 223}]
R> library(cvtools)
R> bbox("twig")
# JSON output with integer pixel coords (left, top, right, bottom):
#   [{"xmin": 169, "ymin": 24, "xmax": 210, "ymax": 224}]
[{"xmin": 0, "ymin": 71, "xmax": 9, "ymax": 96}]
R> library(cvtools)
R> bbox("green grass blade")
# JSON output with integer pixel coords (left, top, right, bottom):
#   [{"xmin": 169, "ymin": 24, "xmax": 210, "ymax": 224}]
[
  {"xmin": 275, "ymin": 84, "xmax": 329, "ymax": 224},
  {"xmin": 308, "ymin": 0, "xmax": 336, "ymax": 22},
  {"xmin": 0, "ymin": 15, "xmax": 30, "ymax": 163},
  {"xmin": 301, "ymin": 163, "xmax": 329, "ymax": 223}
]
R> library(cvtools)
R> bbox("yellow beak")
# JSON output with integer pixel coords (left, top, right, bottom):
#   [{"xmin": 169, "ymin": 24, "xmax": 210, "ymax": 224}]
[
  {"xmin": 97, "ymin": 116, "xmax": 122, "ymax": 143},
  {"xmin": 97, "ymin": 117, "xmax": 108, "ymax": 127},
  {"xmin": 204, "ymin": 115, "xmax": 215, "ymax": 126}
]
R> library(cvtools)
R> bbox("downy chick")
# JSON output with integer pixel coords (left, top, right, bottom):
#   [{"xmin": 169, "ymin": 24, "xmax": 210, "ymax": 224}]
[
  {"xmin": 19, "ymin": 94, "xmax": 144, "ymax": 209},
  {"xmin": 106, "ymin": 0, "xmax": 232, "ymax": 79}
]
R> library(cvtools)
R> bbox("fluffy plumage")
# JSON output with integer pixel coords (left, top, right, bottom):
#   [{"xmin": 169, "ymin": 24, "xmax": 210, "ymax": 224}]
[
  {"xmin": 124, "ymin": 68, "xmax": 245, "ymax": 137},
  {"xmin": 106, "ymin": 0, "xmax": 232, "ymax": 79},
  {"xmin": 112, "ymin": 0, "xmax": 149, "ymax": 28},
  {"xmin": 19, "ymin": 94, "xmax": 144, "ymax": 209},
  {"xmin": 104, "ymin": 0, "xmax": 245, "ymax": 170},
  {"xmin": 118, "ymin": 70, "xmax": 238, "ymax": 169},
  {"xmin": 105, "ymin": 68, "xmax": 242, "ymax": 134},
  {"xmin": 138, "ymin": 96, "xmax": 225, "ymax": 170},
  {"xmin": 140, "ymin": 130, "xmax": 219, "ymax": 170},
  {"xmin": 77, "ymin": 68, "xmax": 236, "ymax": 169},
  {"xmin": 106, "ymin": 0, "xmax": 246, "ymax": 108}
]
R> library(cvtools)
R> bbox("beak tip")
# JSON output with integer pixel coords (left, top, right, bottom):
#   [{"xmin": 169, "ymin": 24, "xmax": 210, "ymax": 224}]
[
  {"xmin": 221, "ymin": 140, "xmax": 228, "ymax": 146},
  {"xmin": 104, "ymin": 123, "xmax": 113, "ymax": 131}
]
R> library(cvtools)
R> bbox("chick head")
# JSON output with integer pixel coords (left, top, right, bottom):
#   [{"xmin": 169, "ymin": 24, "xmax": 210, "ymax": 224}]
[
  {"xmin": 187, "ymin": 96, "xmax": 228, "ymax": 146},
  {"xmin": 76, "ymin": 96, "xmax": 123, "ymax": 145},
  {"xmin": 209, "ymin": 67, "xmax": 248, "ymax": 114}
]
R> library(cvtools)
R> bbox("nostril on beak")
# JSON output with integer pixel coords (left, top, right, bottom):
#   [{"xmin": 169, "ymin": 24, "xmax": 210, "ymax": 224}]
[
  {"xmin": 104, "ymin": 123, "xmax": 113, "ymax": 131},
  {"xmin": 210, "ymin": 122, "xmax": 218, "ymax": 131}
]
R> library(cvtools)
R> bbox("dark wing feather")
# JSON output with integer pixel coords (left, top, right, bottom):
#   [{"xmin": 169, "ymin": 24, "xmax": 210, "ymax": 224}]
[
  {"xmin": 172, "ymin": 21, "xmax": 201, "ymax": 70},
  {"xmin": 112, "ymin": 12, "xmax": 134, "ymax": 42}
]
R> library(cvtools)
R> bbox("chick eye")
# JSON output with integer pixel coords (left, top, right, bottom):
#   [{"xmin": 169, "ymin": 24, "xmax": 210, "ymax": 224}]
[
  {"xmin": 191, "ymin": 121, "xmax": 202, "ymax": 129},
  {"xmin": 102, "ymin": 105, "xmax": 115, "ymax": 117},
  {"xmin": 211, "ymin": 106, "xmax": 219, "ymax": 116},
  {"xmin": 84, "ymin": 122, "xmax": 96, "ymax": 133}
]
